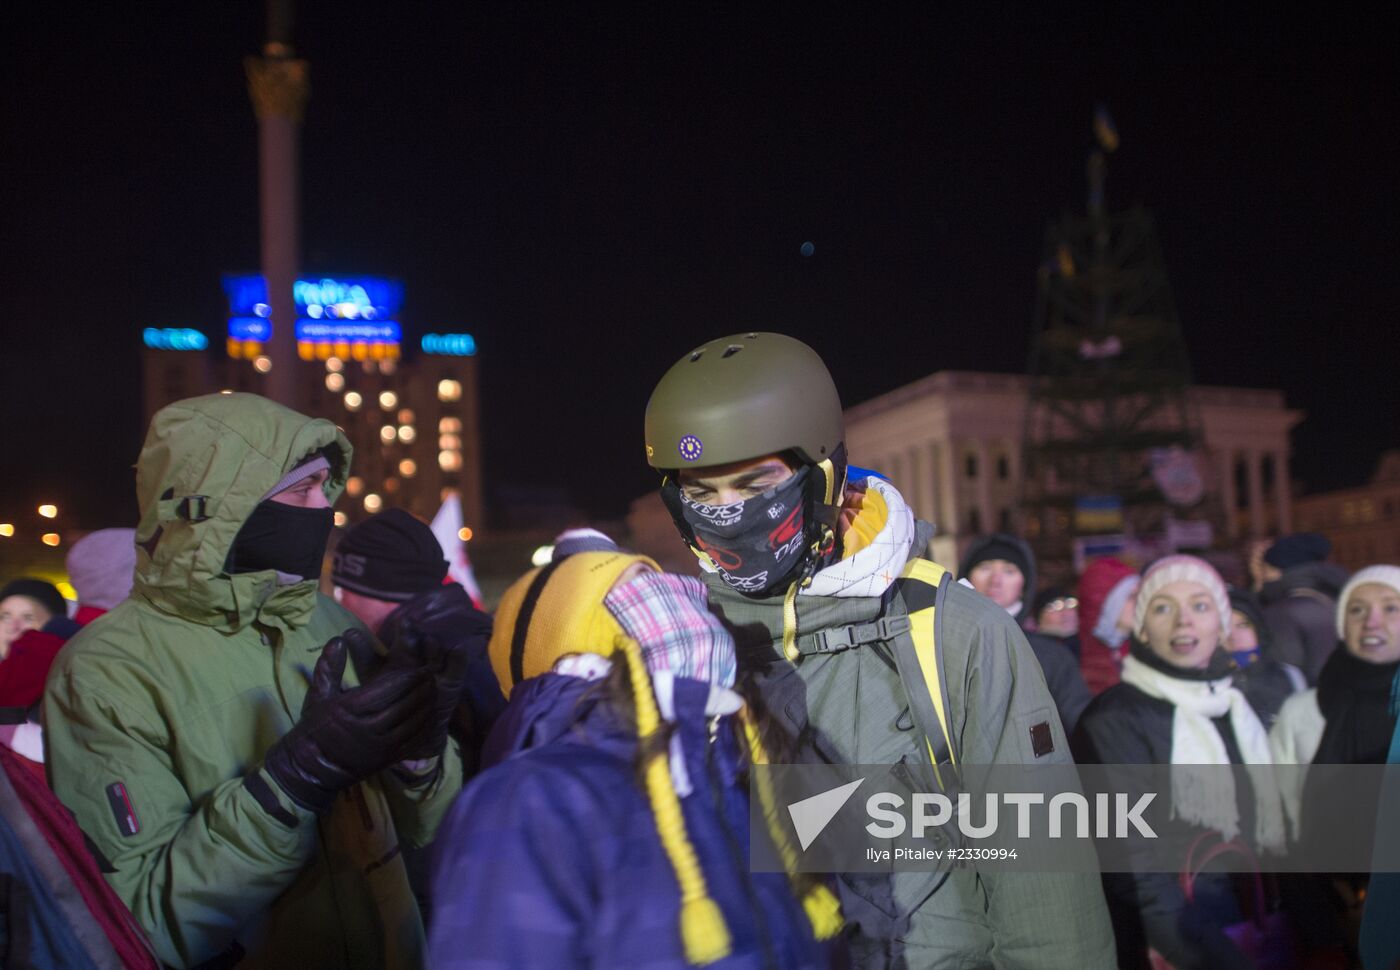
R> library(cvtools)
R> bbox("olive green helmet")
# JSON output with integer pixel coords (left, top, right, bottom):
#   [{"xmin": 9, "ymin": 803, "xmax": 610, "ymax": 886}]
[{"xmin": 645, "ymin": 332, "xmax": 843, "ymax": 471}]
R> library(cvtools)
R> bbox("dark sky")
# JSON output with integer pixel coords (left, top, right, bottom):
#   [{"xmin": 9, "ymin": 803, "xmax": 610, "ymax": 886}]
[{"xmin": 4, "ymin": 3, "xmax": 1397, "ymax": 529}]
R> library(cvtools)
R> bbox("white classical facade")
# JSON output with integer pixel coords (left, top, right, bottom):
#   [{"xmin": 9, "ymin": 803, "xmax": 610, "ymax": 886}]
[{"xmin": 842, "ymin": 371, "xmax": 1301, "ymax": 565}]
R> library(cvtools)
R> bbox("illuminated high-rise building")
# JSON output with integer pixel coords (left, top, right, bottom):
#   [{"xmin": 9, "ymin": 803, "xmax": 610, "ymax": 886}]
[{"xmin": 139, "ymin": 275, "xmax": 483, "ymax": 532}]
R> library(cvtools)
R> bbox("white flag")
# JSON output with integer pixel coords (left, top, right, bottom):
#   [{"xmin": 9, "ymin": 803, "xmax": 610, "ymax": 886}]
[{"xmin": 430, "ymin": 492, "xmax": 483, "ymax": 606}]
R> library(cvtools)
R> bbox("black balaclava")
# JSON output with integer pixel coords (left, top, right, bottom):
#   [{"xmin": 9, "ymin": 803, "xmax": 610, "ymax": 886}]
[
  {"xmin": 226, "ymin": 502, "xmax": 334, "ymax": 581},
  {"xmin": 226, "ymin": 452, "xmax": 336, "ymax": 582}
]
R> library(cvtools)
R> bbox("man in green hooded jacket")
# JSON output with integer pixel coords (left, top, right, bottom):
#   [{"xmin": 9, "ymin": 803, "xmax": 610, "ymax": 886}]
[{"xmin": 44, "ymin": 393, "xmax": 464, "ymax": 969}]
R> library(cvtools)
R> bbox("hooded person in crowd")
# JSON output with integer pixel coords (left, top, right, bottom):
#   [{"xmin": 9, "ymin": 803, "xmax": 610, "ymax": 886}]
[
  {"xmin": 1258, "ymin": 532, "xmax": 1350, "ymax": 684},
  {"xmin": 428, "ymin": 544, "xmax": 838, "ymax": 969},
  {"xmin": 43, "ymin": 393, "xmax": 467, "ymax": 970},
  {"xmin": 1076, "ymin": 556, "xmax": 1140, "ymax": 695},
  {"xmin": 960, "ymin": 533, "xmax": 1093, "ymax": 735},
  {"xmin": 643, "ymin": 333, "xmax": 1114, "ymax": 969},
  {"xmin": 1074, "ymin": 555, "xmax": 1286, "ymax": 970},
  {"xmin": 1, "ymin": 534, "xmax": 138, "ymax": 778},
  {"xmin": 332, "ymin": 507, "xmax": 500, "ymax": 770},
  {"xmin": 67, "ymin": 527, "xmax": 138, "ymax": 624},
  {"xmin": 1226, "ymin": 587, "xmax": 1304, "ymax": 729}
]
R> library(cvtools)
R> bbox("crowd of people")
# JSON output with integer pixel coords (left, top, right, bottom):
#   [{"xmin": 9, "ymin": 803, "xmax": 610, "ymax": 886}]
[{"xmin": 1, "ymin": 331, "xmax": 1397, "ymax": 969}]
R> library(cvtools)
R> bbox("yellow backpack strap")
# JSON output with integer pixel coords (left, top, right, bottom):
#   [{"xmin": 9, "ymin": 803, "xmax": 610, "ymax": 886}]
[{"xmin": 891, "ymin": 559, "xmax": 959, "ymax": 789}]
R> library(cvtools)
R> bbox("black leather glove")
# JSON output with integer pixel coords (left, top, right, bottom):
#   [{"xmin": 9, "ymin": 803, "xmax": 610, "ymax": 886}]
[
  {"xmin": 347, "ymin": 592, "xmax": 479, "ymax": 761},
  {"xmin": 261, "ymin": 636, "xmax": 434, "ymax": 814}
]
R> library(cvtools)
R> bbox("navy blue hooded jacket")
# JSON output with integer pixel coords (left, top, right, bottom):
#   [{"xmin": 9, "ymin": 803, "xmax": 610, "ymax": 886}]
[{"xmin": 427, "ymin": 671, "xmax": 831, "ymax": 969}]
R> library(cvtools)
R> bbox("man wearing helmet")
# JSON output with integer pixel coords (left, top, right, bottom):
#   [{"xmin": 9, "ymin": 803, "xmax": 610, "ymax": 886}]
[{"xmin": 645, "ymin": 333, "xmax": 1114, "ymax": 968}]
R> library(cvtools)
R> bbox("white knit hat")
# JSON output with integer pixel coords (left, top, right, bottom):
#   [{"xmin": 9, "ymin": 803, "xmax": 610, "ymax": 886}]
[
  {"xmin": 1335, "ymin": 564, "xmax": 1400, "ymax": 639},
  {"xmin": 1133, "ymin": 554, "xmax": 1231, "ymax": 640}
]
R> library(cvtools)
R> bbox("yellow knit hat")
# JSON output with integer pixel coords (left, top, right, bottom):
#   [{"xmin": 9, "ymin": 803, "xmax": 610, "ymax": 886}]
[{"xmin": 488, "ymin": 550, "xmax": 660, "ymax": 698}]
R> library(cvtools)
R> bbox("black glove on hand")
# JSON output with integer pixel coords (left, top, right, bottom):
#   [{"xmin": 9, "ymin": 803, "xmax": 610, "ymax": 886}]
[
  {"xmin": 261, "ymin": 636, "xmax": 434, "ymax": 814},
  {"xmin": 348, "ymin": 593, "xmax": 478, "ymax": 761}
]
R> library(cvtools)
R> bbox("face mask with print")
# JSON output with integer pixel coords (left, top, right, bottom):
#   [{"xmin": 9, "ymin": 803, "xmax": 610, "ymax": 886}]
[{"xmin": 674, "ymin": 466, "xmax": 811, "ymax": 596}]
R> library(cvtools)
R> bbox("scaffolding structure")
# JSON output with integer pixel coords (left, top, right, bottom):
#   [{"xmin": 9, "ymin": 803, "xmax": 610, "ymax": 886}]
[{"xmin": 1021, "ymin": 111, "xmax": 1218, "ymax": 570}]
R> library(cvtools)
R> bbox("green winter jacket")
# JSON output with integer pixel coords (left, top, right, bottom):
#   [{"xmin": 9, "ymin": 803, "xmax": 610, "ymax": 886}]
[
  {"xmin": 43, "ymin": 393, "xmax": 463, "ymax": 970},
  {"xmin": 701, "ymin": 476, "xmax": 1116, "ymax": 969}
]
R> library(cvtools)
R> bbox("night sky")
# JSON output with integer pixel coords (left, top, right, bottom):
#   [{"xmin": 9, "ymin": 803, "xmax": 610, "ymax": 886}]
[{"xmin": 4, "ymin": 4, "xmax": 1397, "ymax": 530}]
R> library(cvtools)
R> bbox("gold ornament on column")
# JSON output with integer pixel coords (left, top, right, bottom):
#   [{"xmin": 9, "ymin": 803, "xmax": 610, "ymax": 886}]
[{"xmin": 244, "ymin": 55, "xmax": 309, "ymax": 122}]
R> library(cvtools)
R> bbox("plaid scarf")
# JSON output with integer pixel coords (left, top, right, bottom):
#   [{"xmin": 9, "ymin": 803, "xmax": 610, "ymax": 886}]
[{"xmin": 604, "ymin": 572, "xmax": 737, "ymax": 687}]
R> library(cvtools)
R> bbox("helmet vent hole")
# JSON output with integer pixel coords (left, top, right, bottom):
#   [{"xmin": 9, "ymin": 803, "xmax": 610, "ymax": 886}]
[
  {"xmin": 722, "ymin": 344, "xmax": 743, "ymax": 358},
  {"xmin": 689, "ymin": 351, "xmax": 704, "ymax": 362}
]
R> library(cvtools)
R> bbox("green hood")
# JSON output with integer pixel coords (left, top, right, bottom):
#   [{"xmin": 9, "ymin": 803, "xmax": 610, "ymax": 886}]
[{"xmin": 133, "ymin": 392, "xmax": 351, "ymax": 633}]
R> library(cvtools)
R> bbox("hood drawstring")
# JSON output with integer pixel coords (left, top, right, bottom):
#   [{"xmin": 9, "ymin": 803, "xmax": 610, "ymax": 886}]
[{"xmin": 618, "ymin": 635, "xmax": 733, "ymax": 965}]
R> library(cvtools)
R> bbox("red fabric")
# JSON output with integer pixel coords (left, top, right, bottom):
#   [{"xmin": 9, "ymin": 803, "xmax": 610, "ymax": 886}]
[
  {"xmin": 1076, "ymin": 557, "xmax": 1137, "ymax": 695},
  {"xmin": 0, "ymin": 628, "xmax": 67, "ymax": 708},
  {"xmin": 1, "ymin": 746, "xmax": 160, "ymax": 968},
  {"xmin": 74, "ymin": 605, "xmax": 108, "ymax": 626}
]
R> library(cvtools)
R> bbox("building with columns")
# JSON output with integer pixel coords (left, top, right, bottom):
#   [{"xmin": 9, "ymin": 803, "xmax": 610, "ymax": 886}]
[{"xmin": 843, "ymin": 371, "xmax": 1300, "ymax": 567}]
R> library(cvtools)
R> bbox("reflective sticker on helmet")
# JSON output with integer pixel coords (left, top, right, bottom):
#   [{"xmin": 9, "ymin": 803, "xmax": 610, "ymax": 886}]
[{"xmin": 678, "ymin": 435, "xmax": 703, "ymax": 462}]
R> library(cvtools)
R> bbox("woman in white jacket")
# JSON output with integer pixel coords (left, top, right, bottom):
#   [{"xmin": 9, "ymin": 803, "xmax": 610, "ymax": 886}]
[{"xmin": 1270, "ymin": 565, "xmax": 1400, "ymax": 821}]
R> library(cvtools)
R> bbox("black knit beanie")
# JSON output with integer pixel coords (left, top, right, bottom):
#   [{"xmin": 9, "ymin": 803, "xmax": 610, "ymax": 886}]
[
  {"xmin": 331, "ymin": 508, "xmax": 448, "ymax": 602},
  {"xmin": 0, "ymin": 578, "xmax": 67, "ymax": 619},
  {"xmin": 961, "ymin": 536, "xmax": 1031, "ymax": 580}
]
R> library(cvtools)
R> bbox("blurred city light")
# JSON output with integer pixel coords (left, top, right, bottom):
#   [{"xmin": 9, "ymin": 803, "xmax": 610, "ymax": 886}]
[
  {"xmin": 41, "ymin": 533, "xmax": 61, "ymax": 547},
  {"xmin": 38, "ymin": 505, "xmax": 57, "ymax": 518},
  {"xmin": 458, "ymin": 526, "xmax": 474, "ymax": 542},
  {"xmin": 0, "ymin": 524, "xmax": 14, "ymax": 537},
  {"xmin": 379, "ymin": 390, "xmax": 397, "ymax": 410},
  {"xmin": 363, "ymin": 493, "xmax": 382, "ymax": 513},
  {"xmin": 398, "ymin": 459, "xmax": 417, "ymax": 477},
  {"xmin": 344, "ymin": 391, "xmax": 362, "ymax": 411}
]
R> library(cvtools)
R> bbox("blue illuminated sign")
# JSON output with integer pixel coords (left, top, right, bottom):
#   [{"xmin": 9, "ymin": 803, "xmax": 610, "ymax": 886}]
[
  {"xmin": 228, "ymin": 317, "xmax": 272, "ymax": 341},
  {"xmin": 143, "ymin": 328, "xmax": 209, "ymax": 351},
  {"xmin": 296, "ymin": 321, "xmax": 402, "ymax": 343},
  {"xmin": 421, "ymin": 333, "xmax": 477, "ymax": 356},
  {"xmin": 222, "ymin": 274, "xmax": 404, "ymax": 319}
]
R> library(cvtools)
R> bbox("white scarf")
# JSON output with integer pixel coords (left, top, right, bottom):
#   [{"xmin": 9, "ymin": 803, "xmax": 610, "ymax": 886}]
[{"xmin": 1120, "ymin": 654, "xmax": 1286, "ymax": 853}]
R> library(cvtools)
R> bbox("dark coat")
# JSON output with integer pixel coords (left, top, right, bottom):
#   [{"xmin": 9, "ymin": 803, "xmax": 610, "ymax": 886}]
[
  {"xmin": 1074, "ymin": 678, "xmax": 1257, "ymax": 970},
  {"xmin": 1027, "ymin": 631, "xmax": 1093, "ymax": 736},
  {"xmin": 428, "ymin": 672, "xmax": 829, "ymax": 970},
  {"xmin": 1260, "ymin": 562, "xmax": 1349, "ymax": 685}
]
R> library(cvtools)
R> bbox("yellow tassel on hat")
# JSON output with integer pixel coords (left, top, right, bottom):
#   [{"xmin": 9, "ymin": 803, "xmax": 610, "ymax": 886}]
[
  {"xmin": 740, "ymin": 709, "xmax": 845, "ymax": 942},
  {"xmin": 801, "ymin": 884, "xmax": 845, "ymax": 942},
  {"xmin": 620, "ymin": 636, "xmax": 733, "ymax": 965}
]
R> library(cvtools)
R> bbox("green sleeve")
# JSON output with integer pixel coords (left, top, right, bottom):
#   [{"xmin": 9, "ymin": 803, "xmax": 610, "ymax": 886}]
[
  {"xmin": 44, "ymin": 669, "xmax": 317, "ymax": 969},
  {"xmin": 383, "ymin": 738, "xmax": 465, "ymax": 849}
]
